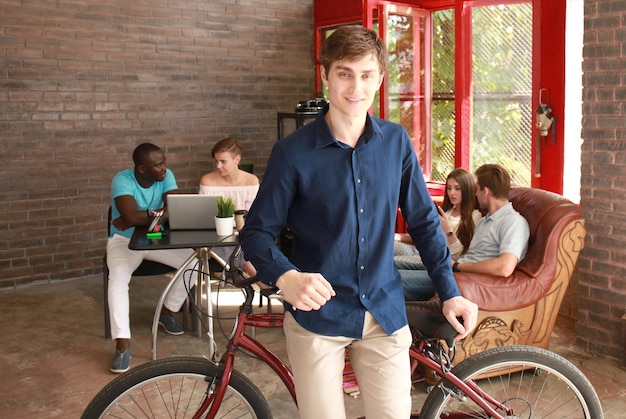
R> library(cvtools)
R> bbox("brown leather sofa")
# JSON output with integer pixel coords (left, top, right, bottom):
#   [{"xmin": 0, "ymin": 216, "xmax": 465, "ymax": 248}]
[{"xmin": 451, "ymin": 187, "xmax": 586, "ymax": 364}]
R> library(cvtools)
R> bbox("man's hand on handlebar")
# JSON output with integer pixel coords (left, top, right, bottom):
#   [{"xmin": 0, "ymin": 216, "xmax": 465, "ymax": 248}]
[
  {"xmin": 442, "ymin": 296, "xmax": 478, "ymax": 340},
  {"xmin": 275, "ymin": 270, "xmax": 336, "ymax": 311}
]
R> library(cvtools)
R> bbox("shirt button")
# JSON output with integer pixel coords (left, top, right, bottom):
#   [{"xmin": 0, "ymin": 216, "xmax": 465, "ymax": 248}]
[
  {"xmin": 360, "ymin": 265, "xmax": 365, "ymax": 270},
  {"xmin": 359, "ymin": 208, "xmax": 364, "ymax": 213},
  {"xmin": 361, "ymin": 237, "xmax": 365, "ymax": 242},
  {"xmin": 362, "ymin": 294, "xmax": 366, "ymax": 298},
  {"xmin": 357, "ymin": 178, "xmax": 361, "ymax": 183}
]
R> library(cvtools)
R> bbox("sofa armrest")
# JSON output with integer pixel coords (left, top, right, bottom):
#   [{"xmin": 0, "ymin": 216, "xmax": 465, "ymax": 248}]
[{"xmin": 454, "ymin": 270, "xmax": 548, "ymax": 312}]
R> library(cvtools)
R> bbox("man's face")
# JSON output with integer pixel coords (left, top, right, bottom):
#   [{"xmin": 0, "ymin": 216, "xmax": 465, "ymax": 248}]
[
  {"xmin": 140, "ymin": 150, "xmax": 167, "ymax": 182},
  {"xmin": 475, "ymin": 178, "xmax": 488, "ymax": 209},
  {"xmin": 321, "ymin": 53, "xmax": 383, "ymax": 119}
]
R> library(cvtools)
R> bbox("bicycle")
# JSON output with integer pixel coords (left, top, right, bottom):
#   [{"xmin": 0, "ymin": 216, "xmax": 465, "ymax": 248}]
[{"xmin": 82, "ymin": 246, "xmax": 604, "ymax": 418}]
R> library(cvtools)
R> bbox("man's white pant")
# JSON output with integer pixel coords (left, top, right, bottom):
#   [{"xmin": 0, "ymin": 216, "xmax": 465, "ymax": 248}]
[{"xmin": 107, "ymin": 234, "xmax": 194, "ymax": 340}]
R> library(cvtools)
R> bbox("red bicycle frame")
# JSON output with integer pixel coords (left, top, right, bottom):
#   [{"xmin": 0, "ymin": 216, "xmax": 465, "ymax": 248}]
[{"xmin": 199, "ymin": 307, "xmax": 512, "ymax": 419}]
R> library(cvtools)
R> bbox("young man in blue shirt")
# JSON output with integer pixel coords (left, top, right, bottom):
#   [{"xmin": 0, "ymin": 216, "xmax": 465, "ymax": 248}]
[{"xmin": 240, "ymin": 26, "xmax": 477, "ymax": 418}]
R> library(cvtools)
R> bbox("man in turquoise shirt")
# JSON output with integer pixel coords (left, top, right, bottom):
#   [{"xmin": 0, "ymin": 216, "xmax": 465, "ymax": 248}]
[{"xmin": 107, "ymin": 143, "xmax": 193, "ymax": 374}]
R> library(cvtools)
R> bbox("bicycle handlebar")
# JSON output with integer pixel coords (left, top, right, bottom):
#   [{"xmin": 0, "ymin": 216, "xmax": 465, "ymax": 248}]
[
  {"xmin": 222, "ymin": 244, "xmax": 280, "ymax": 293},
  {"xmin": 222, "ymin": 244, "xmax": 456, "ymax": 344},
  {"xmin": 406, "ymin": 299, "xmax": 459, "ymax": 346}
]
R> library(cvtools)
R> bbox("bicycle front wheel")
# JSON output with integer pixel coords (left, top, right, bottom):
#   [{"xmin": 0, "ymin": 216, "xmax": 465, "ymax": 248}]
[
  {"xmin": 421, "ymin": 345, "xmax": 603, "ymax": 418},
  {"xmin": 81, "ymin": 356, "xmax": 272, "ymax": 419}
]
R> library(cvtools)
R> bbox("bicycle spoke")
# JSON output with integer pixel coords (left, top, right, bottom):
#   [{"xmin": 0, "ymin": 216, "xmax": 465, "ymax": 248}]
[
  {"xmin": 420, "ymin": 346, "xmax": 603, "ymax": 419},
  {"xmin": 82, "ymin": 358, "xmax": 272, "ymax": 419}
]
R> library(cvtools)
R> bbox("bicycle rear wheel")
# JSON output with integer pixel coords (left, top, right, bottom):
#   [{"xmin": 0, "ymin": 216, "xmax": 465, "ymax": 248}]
[
  {"xmin": 81, "ymin": 356, "xmax": 272, "ymax": 419},
  {"xmin": 420, "ymin": 345, "xmax": 603, "ymax": 418}
]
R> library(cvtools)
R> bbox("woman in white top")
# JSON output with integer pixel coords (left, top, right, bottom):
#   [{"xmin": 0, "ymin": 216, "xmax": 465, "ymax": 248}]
[
  {"xmin": 394, "ymin": 168, "xmax": 482, "ymax": 268},
  {"xmin": 199, "ymin": 137, "xmax": 259, "ymax": 211},
  {"xmin": 199, "ymin": 137, "xmax": 259, "ymax": 275}
]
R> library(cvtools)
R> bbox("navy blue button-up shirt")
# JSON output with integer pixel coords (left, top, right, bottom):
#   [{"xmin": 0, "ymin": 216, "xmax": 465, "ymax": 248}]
[{"xmin": 240, "ymin": 110, "xmax": 461, "ymax": 338}]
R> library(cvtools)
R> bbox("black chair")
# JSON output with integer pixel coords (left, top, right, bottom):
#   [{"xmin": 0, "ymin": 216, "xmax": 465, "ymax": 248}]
[{"xmin": 103, "ymin": 207, "xmax": 186, "ymax": 339}]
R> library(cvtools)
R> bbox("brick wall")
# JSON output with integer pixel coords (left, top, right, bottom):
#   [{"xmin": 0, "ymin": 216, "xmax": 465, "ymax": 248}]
[
  {"xmin": 0, "ymin": 0, "xmax": 315, "ymax": 288},
  {"xmin": 578, "ymin": 0, "xmax": 626, "ymax": 362}
]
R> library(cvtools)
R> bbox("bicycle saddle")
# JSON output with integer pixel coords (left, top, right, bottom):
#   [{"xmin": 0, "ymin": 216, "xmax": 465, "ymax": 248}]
[{"xmin": 405, "ymin": 299, "xmax": 459, "ymax": 347}]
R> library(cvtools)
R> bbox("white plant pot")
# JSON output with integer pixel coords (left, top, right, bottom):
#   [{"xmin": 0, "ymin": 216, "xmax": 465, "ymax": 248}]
[{"xmin": 214, "ymin": 216, "xmax": 234, "ymax": 236}]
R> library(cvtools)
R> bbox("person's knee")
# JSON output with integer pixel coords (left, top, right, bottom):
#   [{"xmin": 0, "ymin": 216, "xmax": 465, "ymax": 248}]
[
  {"xmin": 394, "ymin": 257, "xmax": 425, "ymax": 270},
  {"xmin": 400, "ymin": 270, "xmax": 435, "ymax": 301}
]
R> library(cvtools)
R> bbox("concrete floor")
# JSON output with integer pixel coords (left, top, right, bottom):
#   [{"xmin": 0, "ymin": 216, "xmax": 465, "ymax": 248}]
[{"xmin": 1, "ymin": 273, "xmax": 625, "ymax": 418}]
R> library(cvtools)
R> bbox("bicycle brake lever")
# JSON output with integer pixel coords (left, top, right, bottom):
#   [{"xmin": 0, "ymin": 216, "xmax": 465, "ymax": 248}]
[{"xmin": 225, "ymin": 269, "xmax": 259, "ymax": 288}]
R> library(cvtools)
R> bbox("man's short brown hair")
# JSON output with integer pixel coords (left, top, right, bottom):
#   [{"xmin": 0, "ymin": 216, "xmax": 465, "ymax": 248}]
[
  {"xmin": 318, "ymin": 25, "xmax": 388, "ymax": 76},
  {"xmin": 475, "ymin": 164, "xmax": 511, "ymax": 199}
]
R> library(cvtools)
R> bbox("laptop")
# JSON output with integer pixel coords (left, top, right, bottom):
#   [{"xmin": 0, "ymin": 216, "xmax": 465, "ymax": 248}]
[{"xmin": 167, "ymin": 194, "xmax": 219, "ymax": 230}]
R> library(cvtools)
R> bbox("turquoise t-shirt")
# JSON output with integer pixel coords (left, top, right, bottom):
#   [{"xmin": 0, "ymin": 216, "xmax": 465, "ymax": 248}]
[{"xmin": 109, "ymin": 168, "xmax": 178, "ymax": 239}]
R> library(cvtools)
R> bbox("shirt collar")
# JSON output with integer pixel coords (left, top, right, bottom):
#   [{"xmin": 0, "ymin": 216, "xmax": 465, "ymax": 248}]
[
  {"xmin": 314, "ymin": 106, "xmax": 382, "ymax": 149},
  {"xmin": 485, "ymin": 201, "xmax": 513, "ymax": 221}
]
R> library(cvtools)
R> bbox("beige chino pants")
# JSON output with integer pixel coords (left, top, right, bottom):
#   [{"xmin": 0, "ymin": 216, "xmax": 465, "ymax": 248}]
[{"xmin": 284, "ymin": 311, "xmax": 412, "ymax": 419}]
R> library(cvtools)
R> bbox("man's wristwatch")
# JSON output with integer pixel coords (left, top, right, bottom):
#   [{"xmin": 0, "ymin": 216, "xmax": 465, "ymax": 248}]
[{"xmin": 452, "ymin": 262, "xmax": 460, "ymax": 272}]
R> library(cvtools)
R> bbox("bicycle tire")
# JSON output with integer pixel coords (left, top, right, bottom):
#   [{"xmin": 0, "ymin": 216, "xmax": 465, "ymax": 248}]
[
  {"xmin": 420, "ymin": 345, "xmax": 603, "ymax": 418},
  {"xmin": 81, "ymin": 356, "xmax": 273, "ymax": 419}
]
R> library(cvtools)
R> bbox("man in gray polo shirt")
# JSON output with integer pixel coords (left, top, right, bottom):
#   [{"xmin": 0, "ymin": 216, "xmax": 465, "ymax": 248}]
[
  {"xmin": 451, "ymin": 164, "xmax": 529, "ymax": 276},
  {"xmin": 401, "ymin": 163, "xmax": 529, "ymax": 299}
]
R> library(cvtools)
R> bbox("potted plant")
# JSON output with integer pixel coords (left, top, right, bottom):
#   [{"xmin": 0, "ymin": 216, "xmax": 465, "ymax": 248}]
[{"xmin": 215, "ymin": 196, "xmax": 236, "ymax": 236}]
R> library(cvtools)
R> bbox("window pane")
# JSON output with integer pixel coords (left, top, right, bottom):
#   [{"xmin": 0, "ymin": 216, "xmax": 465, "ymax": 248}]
[
  {"xmin": 432, "ymin": 9, "xmax": 455, "ymax": 182},
  {"xmin": 387, "ymin": 13, "xmax": 427, "ymax": 172},
  {"xmin": 472, "ymin": 3, "xmax": 532, "ymax": 186}
]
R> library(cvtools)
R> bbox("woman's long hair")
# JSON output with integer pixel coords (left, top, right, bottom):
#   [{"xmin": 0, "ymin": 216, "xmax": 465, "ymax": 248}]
[{"xmin": 441, "ymin": 168, "xmax": 478, "ymax": 254}]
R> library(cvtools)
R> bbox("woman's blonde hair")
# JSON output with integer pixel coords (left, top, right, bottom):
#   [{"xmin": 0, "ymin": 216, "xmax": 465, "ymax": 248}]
[{"xmin": 211, "ymin": 137, "xmax": 241, "ymax": 158}]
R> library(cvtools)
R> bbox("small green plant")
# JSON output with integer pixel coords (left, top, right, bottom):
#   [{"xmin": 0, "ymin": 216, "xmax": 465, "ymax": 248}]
[{"xmin": 216, "ymin": 196, "xmax": 236, "ymax": 218}]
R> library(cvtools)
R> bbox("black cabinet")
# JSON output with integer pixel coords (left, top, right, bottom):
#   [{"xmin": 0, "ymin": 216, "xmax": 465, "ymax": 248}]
[{"xmin": 276, "ymin": 112, "xmax": 320, "ymax": 140}]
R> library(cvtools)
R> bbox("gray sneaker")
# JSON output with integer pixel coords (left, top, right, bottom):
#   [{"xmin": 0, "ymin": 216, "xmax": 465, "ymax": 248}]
[
  {"xmin": 110, "ymin": 349, "xmax": 131, "ymax": 374},
  {"xmin": 158, "ymin": 315, "xmax": 184, "ymax": 335}
]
